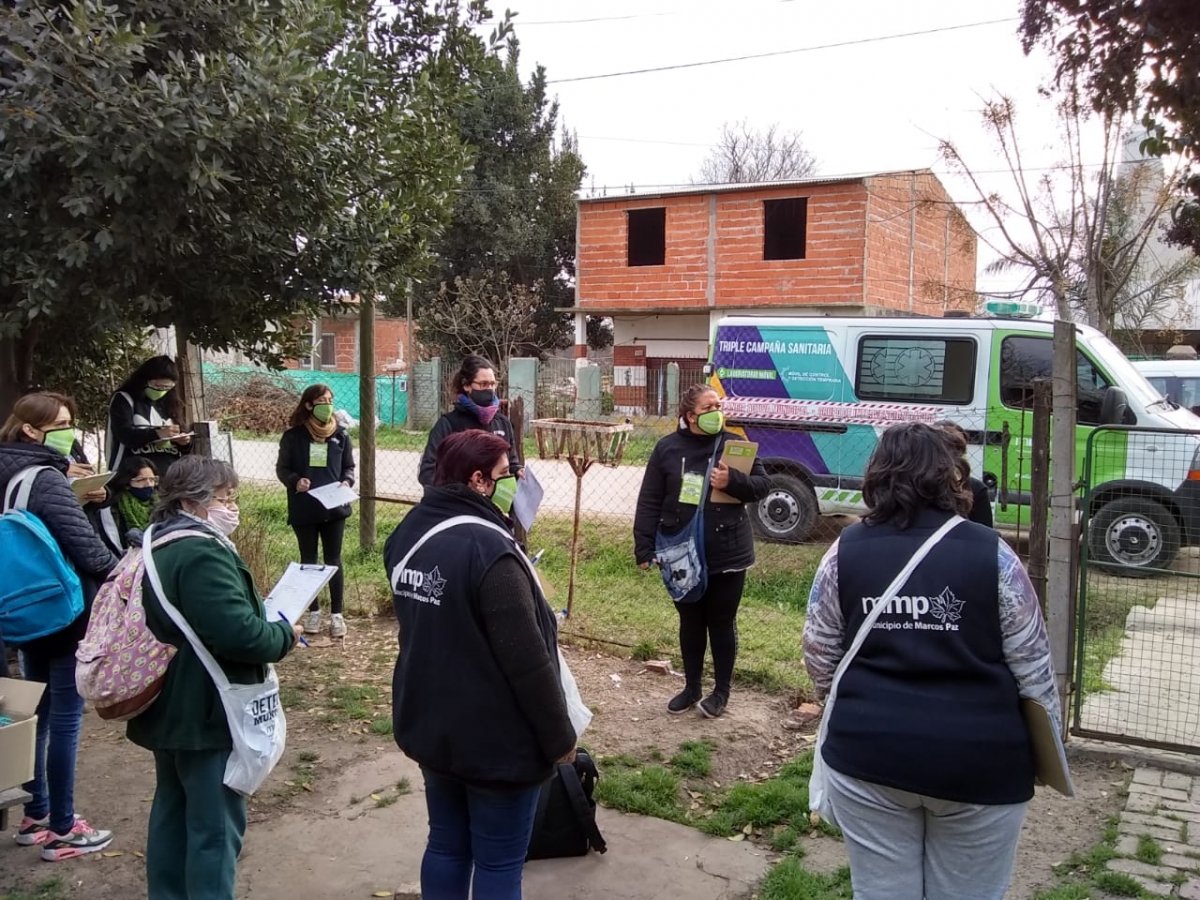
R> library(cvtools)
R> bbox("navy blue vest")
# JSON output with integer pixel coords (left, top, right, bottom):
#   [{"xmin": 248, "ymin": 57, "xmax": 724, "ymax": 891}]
[{"xmin": 826, "ymin": 507, "xmax": 1035, "ymax": 805}]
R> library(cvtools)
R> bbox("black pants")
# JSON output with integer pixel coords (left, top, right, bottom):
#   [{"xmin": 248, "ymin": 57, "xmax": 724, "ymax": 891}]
[
  {"xmin": 293, "ymin": 519, "xmax": 346, "ymax": 615},
  {"xmin": 674, "ymin": 570, "xmax": 746, "ymax": 697}
]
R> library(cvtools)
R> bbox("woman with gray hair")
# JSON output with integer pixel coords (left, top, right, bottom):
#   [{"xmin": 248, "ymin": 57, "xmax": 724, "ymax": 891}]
[{"xmin": 126, "ymin": 456, "xmax": 303, "ymax": 900}]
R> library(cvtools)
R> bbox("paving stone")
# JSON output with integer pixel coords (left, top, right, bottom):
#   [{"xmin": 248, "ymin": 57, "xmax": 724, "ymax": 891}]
[
  {"xmin": 1129, "ymin": 783, "xmax": 1193, "ymax": 803},
  {"xmin": 1181, "ymin": 877, "xmax": 1200, "ymax": 900},
  {"xmin": 1118, "ymin": 821, "xmax": 1187, "ymax": 843},
  {"xmin": 1164, "ymin": 800, "xmax": 1200, "ymax": 817},
  {"xmin": 1115, "ymin": 835, "xmax": 1140, "ymax": 856},
  {"xmin": 1127, "ymin": 875, "xmax": 1175, "ymax": 897},
  {"xmin": 1123, "ymin": 811, "xmax": 1179, "ymax": 829},
  {"xmin": 1135, "ymin": 768, "xmax": 1166, "ymax": 786},
  {"xmin": 1128, "ymin": 792, "xmax": 1163, "ymax": 813},
  {"xmin": 1166, "ymin": 772, "xmax": 1195, "ymax": 792},
  {"xmin": 1163, "ymin": 852, "xmax": 1200, "ymax": 871},
  {"xmin": 1108, "ymin": 857, "xmax": 1177, "ymax": 879}
]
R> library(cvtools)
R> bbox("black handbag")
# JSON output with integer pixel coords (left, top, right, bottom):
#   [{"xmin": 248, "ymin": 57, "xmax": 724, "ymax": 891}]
[{"xmin": 526, "ymin": 748, "xmax": 608, "ymax": 860}]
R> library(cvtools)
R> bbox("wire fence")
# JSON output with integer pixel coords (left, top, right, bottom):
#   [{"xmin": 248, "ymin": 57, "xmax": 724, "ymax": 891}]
[{"xmin": 1073, "ymin": 425, "xmax": 1200, "ymax": 754}]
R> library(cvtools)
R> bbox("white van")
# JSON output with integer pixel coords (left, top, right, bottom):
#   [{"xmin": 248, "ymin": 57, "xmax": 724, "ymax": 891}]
[
  {"xmin": 707, "ymin": 305, "xmax": 1200, "ymax": 573},
  {"xmin": 1132, "ymin": 360, "xmax": 1200, "ymax": 418}
]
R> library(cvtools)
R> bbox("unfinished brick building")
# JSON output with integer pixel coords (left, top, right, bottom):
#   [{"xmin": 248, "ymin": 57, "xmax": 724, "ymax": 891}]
[{"xmin": 567, "ymin": 170, "xmax": 978, "ymax": 413}]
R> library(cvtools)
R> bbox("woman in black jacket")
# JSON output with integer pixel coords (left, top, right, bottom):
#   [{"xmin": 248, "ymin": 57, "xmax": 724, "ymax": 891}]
[
  {"xmin": 106, "ymin": 356, "xmax": 193, "ymax": 475},
  {"xmin": 633, "ymin": 384, "xmax": 771, "ymax": 718},
  {"xmin": 275, "ymin": 384, "xmax": 356, "ymax": 638},
  {"xmin": 385, "ymin": 429, "xmax": 574, "ymax": 900},
  {"xmin": 936, "ymin": 421, "xmax": 993, "ymax": 528},
  {"xmin": 417, "ymin": 355, "xmax": 522, "ymax": 486},
  {"xmin": 90, "ymin": 455, "xmax": 159, "ymax": 554},
  {"xmin": 0, "ymin": 392, "xmax": 119, "ymax": 860}
]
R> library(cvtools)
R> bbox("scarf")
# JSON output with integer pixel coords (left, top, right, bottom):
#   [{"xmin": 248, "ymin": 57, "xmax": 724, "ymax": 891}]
[
  {"xmin": 456, "ymin": 392, "xmax": 499, "ymax": 426},
  {"xmin": 118, "ymin": 490, "xmax": 153, "ymax": 533},
  {"xmin": 305, "ymin": 414, "xmax": 338, "ymax": 443}
]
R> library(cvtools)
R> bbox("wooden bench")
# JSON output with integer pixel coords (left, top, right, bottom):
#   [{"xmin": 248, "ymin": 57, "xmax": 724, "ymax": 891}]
[{"xmin": 0, "ymin": 786, "xmax": 31, "ymax": 831}]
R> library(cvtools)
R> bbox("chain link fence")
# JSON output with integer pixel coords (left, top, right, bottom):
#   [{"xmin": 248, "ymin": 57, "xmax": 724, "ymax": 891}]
[{"xmin": 1073, "ymin": 425, "xmax": 1200, "ymax": 754}]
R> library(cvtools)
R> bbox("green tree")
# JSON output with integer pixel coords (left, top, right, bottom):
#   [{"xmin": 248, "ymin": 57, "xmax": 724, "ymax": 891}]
[
  {"xmin": 1020, "ymin": 0, "xmax": 1200, "ymax": 254},
  {"xmin": 408, "ymin": 39, "xmax": 590, "ymax": 363},
  {"xmin": 0, "ymin": 0, "xmax": 503, "ymax": 413}
]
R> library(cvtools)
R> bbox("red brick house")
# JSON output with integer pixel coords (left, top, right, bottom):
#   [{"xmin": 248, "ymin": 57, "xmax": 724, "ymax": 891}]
[
  {"xmin": 566, "ymin": 170, "xmax": 977, "ymax": 411},
  {"xmin": 288, "ymin": 307, "xmax": 411, "ymax": 375}
]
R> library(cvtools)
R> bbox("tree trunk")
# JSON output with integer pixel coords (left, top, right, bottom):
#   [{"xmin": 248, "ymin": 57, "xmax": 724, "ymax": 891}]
[
  {"xmin": 173, "ymin": 330, "xmax": 207, "ymax": 427},
  {"xmin": 0, "ymin": 329, "xmax": 40, "ymax": 417}
]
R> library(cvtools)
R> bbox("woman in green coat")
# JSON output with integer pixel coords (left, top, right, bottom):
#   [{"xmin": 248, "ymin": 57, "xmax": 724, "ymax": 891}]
[{"xmin": 127, "ymin": 456, "xmax": 303, "ymax": 900}]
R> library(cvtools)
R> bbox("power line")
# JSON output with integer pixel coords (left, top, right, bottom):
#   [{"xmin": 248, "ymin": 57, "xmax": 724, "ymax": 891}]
[{"xmin": 546, "ymin": 18, "xmax": 1019, "ymax": 84}]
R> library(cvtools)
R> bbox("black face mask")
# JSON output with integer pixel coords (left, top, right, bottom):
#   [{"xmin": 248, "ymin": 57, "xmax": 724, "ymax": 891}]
[{"xmin": 470, "ymin": 389, "xmax": 496, "ymax": 407}]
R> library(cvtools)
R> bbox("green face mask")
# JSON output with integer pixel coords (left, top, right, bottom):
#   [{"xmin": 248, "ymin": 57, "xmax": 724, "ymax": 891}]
[
  {"xmin": 696, "ymin": 410, "xmax": 725, "ymax": 435},
  {"xmin": 42, "ymin": 427, "xmax": 75, "ymax": 457},
  {"xmin": 144, "ymin": 387, "xmax": 169, "ymax": 402},
  {"xmin": 312, "ymin": 403, "xmax": 334, "ymax": 424},
  {"xmin": 490, "ymin": 475, "xmax": 518, "ymax": 515}
]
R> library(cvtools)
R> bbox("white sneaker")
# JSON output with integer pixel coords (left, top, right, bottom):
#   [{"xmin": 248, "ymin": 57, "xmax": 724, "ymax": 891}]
[
  {"xmin": 304, "ymin": 610, "xmax": 323, "ymax": 635},
  {"xmin": 40, "ymin": 818, "xmax": 113, "ymax": 861},
  {"xmin": 330, "ymin": 614, "xmax": 347, "ymax": 638}
]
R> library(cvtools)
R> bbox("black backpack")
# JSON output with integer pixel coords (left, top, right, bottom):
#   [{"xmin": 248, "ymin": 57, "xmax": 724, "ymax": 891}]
[{"xmin": 526, "ymin": 748, "xmax": 608, "ymax": 860}]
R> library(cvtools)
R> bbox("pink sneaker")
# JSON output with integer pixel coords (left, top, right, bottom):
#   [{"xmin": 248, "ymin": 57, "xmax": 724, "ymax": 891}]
[
  {"xmin": 13, "ymin": 814, "xmax": 51, "ymax": 846},
  {"xmin": 40, "ymin": 818, "xmax": 112, "ymax": 861}
]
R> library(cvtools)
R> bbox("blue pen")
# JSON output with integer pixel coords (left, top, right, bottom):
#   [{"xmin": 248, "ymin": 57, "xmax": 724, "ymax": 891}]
[
  {"xmin": 530, "ymin": 548, "xmax": 546, "ymax": 566},
  {"xmin": 277, "ymin": 611, "xmax": 309, "ymax": 647}
]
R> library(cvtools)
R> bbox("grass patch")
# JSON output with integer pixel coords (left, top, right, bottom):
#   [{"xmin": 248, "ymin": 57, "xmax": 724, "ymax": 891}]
[
  {"xmin": 396, "ymin": 777, "xmax": 412, "ymax": 795},
  {"xmin": 594, "ymin": 759, "xmax": 687, "ymax": 822},
  {"xmin": 669, "ymin": 740, "xmax": 714, "ymax": 779},
  {"xmin": 0, "ymin": 879, "xmax": 68, "ymax": 900},
  {"xmin": 297, "ymin": 749, "xmax": 320, "ymax": 764},
  {"xmin": 1090, "ymin": 871, "xmax": 1144, "ymax": 896},
  {"xmin": 1136, "ymin": 834, "xmax": 1164, "ymax": 865},
  {"xmin": 1033, "ymin": 885, "xmax": 1095, "ymax": 900},
  {"xmin": 759, "ymin": 860, "xmax": 853, "ymax": 900},
  {"xmin": 369, "ymin": 716, "xmax": 394, "ymax": 735},
  {"xmin": 323, "ymin": 684, "xmax": 381, "ymax": 723},
  {"xmin": 696, "ymin": 752, "xmax": 836, "ymax": 842},
  {"xmin": 630, "ymin": 640, "xmax": 658, "ymax": 662}
]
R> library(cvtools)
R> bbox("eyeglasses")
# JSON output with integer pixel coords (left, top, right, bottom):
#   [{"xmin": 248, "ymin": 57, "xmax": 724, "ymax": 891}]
[
  {"xmin": 212, "ymin": 493, "xmax": 239, "ymax": 507},
  {"xmin": 130, "ymin": 476, "xmax": 159, "ymax": 488},
  {"xmin": 148, "ymin": 381, "xmax": 176, "ymax": 391},
  {"xmin": 471, "ymin": 380, "xmax": 498, "ymax": 389}
]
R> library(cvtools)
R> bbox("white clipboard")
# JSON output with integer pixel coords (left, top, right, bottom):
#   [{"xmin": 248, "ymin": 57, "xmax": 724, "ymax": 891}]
[{"xmin": 263, "ymin": 563, "xmax": 338, "ymax": 625}]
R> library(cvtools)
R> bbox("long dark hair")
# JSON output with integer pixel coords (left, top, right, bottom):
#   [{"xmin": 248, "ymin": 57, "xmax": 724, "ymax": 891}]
[
  {"xmin": 451, "ymin": 355, "xmax": 497, "ymax": 395},
  {"xmin": 289, "ymin": 384, "xmax": 333, "ymax": 428},
  {"xmin": 934, "ymin": 419, "xmax": 973, "ymax": 487},
  {"xmin": 862, "ymin": 422, "xmax": 972, "ymax": 528},
  {"xmin": 116, "ymin": 356, "xmax": 184, "ymax": 423}
]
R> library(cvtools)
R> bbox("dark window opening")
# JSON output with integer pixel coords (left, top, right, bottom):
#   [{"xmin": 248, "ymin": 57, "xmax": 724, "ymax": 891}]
[
  {"xmin": 627, "ymin": 207, "xmax": 666, "ymax": 267},
  {"xmin": 763, "ymin": 197, "xmax": 808, "ymax": 261},
  {"xmin": 999, "ymin": 336, "xmax": 1111, "ymax": 425}
]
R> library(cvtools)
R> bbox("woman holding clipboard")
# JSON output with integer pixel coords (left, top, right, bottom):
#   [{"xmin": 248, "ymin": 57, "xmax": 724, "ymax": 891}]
[
  {"xmin": 275, "ymin": 385, "xmax": 356, "ymax": 638},
  {"xmin": 633, "ymin": 385, "xmax": 771, "ymax": 719}
]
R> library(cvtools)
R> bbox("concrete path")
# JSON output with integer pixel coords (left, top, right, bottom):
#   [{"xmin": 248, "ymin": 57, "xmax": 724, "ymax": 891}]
[
  {"xmin": 1079, "ymin": 594, "xmax": 1200, "ymax": 747},
  {"xmin": 237, "ymin": 752, "xmax": 771, "ymax": 900},
  {"xmin": 1104, "ymin": 766, "xmax": 1200, "ymax": 897},
  {"xmin": 229, "ymin": 438, "xmax": 644, "ymax": 519}
]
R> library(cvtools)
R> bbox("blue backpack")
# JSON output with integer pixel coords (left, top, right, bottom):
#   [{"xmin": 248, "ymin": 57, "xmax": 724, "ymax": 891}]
[{"xmin": 0, "ymin": 467, "xmax": 84, "ymax": 645}]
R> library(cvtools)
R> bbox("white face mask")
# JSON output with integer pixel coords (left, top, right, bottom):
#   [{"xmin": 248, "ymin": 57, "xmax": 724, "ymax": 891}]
[{"xmin": 206, "ymin": 505, "xmax": 240, "ymax": 537}]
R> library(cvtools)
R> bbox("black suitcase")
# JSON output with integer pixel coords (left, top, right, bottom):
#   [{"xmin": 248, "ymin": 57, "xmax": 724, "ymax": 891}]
[{"xmin": 526, "ymin": 748, "xmax": 608, "ymax": 860}]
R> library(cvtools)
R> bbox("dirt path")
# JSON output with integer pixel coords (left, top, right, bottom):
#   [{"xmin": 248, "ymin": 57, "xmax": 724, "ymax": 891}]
[{"xmin": 2, "ymin": 619, "xmax": 1123, "ymax": 899}]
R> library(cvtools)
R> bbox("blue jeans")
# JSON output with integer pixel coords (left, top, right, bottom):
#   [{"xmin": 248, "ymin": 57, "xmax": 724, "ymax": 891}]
[
  {"xmin": 20, "ymin": 649, "xmax": 85, "ymax": 835},
  {"xmin": 420, "ymin": 768, "xmax": 541, "ymax": 900}
]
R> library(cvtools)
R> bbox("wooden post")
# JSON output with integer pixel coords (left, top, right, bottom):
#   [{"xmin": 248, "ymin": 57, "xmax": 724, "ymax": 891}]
[
  {"xmin": 173, "ymin": 331, "xmax": 207, "ymax": 428},
  {"xmin": 359, "ymin": 295, "xmax": 377, "ymax": 552},
  {"xmin": 1028, "ymin": 378, "xmax": 1052, "ymax": 612},
  {"xmin": 1048, "ymin": 320, "xmax": 1078, "ymax": 735}
]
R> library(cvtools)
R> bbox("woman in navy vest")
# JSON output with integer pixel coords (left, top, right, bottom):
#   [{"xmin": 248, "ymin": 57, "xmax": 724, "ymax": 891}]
[
  {"xmin": 634, "ymin": 384, "xmax": 771, "ymax": 718},
  {"xmin": 275, "ymin": 384, "xmax": 356, "ymax": 638},
  {"xmin": 384, "ymin": 430, "xmax": 574, "ymax": 900},
  {"xmin": 802, "ymin": 422, "xmax": 1059, "ymax": 900}
]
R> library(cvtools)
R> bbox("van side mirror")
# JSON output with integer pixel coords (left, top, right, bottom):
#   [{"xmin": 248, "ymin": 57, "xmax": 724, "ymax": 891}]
[{"xmin": 1100, "ymin": 386, "xmax": 1130, "ymax": 425}]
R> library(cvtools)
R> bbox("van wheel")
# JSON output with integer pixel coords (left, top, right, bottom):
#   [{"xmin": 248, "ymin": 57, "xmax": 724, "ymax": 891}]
[
  {"xmin": 1089, "ymin": 497, "xmax": 1180, "ymax": 577},
  {"xmin": 752, "ymin": 474, "xmax": 818, "ymax": 544}
]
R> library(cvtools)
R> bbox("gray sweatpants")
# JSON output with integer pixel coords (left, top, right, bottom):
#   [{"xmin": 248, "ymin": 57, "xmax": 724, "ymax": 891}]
[{"xmin": 825, "ymin": 765, "xmax": 1028, "ymax": 900}]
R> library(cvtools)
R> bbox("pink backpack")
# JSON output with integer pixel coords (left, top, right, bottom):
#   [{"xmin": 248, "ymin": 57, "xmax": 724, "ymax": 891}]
[{"xmin": 75, "ymin": 529, "xmax": 208, "ymax": 721}]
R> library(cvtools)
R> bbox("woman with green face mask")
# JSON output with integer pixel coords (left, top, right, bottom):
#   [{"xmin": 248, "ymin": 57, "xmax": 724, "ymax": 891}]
[
  {"xmin": 633, "ymin": 385, "xmax": 772, "ymax": 719},
  {"xmin": 276, "ymin": 384, "xmax": 356, "ymax": 638},
  {"xmin": 107, "ymin": 355, "xmax": 193, "ymax": 477}
]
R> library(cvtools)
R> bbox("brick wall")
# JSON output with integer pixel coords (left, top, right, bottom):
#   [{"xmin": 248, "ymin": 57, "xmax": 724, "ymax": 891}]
[{"xmin": 285, "ymin": 316, "xmax": 411, "ymax": 374}]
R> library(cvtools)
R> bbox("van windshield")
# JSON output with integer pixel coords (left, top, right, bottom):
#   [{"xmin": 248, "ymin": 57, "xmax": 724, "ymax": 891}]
[{"xmin": 1083, "ymin": 332, "xmax": 1165, "ymax": 408}]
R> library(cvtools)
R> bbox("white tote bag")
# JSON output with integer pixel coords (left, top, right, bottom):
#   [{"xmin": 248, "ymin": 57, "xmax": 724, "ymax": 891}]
[
  {"xmin": 809, "ymin": 516, "xmax": 963, "ymax": 823},
  {"xmin": 143, "ymin": 525, "xmax": 288, "ymax": 797}
]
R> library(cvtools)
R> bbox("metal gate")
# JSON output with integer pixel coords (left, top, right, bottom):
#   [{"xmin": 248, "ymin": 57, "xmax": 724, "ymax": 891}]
[{"xmin": 1072, "ymin": 424, "xmax": 1200, "ymax": 754}]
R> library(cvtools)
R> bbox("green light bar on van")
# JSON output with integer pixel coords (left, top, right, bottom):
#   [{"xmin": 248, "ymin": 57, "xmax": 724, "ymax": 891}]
[{"xmin": 984, "ymin": 299, "xmax": 1042, "ymax": 318}]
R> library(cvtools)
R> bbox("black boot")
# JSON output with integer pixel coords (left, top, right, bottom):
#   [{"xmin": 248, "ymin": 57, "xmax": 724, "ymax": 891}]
[
  {"xmin": 699, "ymin": 691, "xmax": 728, "ymax": 719},
  {"xmin": 668, "ymin": 686, "xmax": 702, "ymax": 715}
]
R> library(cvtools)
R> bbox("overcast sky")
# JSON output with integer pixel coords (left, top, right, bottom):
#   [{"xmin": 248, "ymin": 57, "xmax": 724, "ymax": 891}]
[{"xmin": 503, "ymin": 0, "xmax": 1098, "ymax": 298}]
